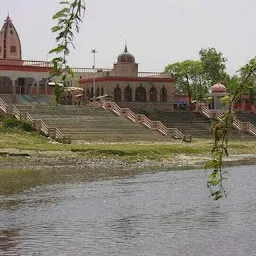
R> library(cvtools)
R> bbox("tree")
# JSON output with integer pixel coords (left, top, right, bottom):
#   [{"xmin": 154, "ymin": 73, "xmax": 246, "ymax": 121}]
[
  {"xmin": 50, "ymin": 0, "xmax": 86, "ymax": 84},
  {"xmin": 164, "ymin": 60, "xmax": 205, "ymax": 106},
  {"xmin": 205, "ymin": 58, "xmax": 256, "ymax": 200},
  {"xmin": 199, "ymin": 48, "xmax": 227, "ymax": 85}
]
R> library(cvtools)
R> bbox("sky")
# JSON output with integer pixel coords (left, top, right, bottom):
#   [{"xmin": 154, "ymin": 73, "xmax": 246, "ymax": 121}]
[{"xmin": 1, "ymin": 0, "xmax": 256, "ymax": 74}]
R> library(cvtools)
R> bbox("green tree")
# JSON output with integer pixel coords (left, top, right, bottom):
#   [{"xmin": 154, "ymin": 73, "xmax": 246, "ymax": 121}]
[
  {"xmin": 199, "ymin": 48, "xmax": 227, "ymax": 85},
  {"xmin": 50, "ymin": 0, "xmax": 86, "ymax": 84},
  {"xmin": 205, "ymin": 58, "xmax": 256, "ymax": 200},
  {"xmin": 164, "ymin": 60, "xmax": 205, "ymax": 105}
]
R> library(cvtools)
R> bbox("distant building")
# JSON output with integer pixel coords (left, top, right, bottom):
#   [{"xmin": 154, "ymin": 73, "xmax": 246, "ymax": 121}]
[
  {"xmin": 0, "ymin": 15, "xmax": 175, "ymax": 109},
  {"xmin": 78, "ymin": 45, "xmax": 175, "ymax": 106}
]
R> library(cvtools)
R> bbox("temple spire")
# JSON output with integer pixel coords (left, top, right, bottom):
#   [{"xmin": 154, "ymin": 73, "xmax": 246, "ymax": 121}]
[
  {"xmin": 5, "ymin": 13, "xmax": 11, "ymax": 22},
  {"xmin": 124, "ymin": 41, "xmax": 128, "ymax": 53},
  {"xmin": 0, "ymin": 15, "xmax": 22, "ymax": 60}
]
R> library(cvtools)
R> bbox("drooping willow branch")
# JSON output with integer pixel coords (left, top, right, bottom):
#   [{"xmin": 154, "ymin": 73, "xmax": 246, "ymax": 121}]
[
  {"xmin": 205, "ymin": 62, "xmax": 256, "ymax": 200},
  {"xmin": 49, "ymin": 0, "xmax": 85, "ymax": 99}
]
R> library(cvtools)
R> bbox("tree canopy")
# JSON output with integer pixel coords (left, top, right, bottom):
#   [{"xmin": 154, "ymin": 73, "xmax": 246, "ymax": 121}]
[
  {"xmin": 164, "ymin": 60, "xmax": 204, "ymax": 105},
  {"xmin": 199, "ymin": 48, "xmax": 227, "ymax": 85},
  {"xmin": 164, "ymin": 47, "xmax": 229, "ymax": 104}
]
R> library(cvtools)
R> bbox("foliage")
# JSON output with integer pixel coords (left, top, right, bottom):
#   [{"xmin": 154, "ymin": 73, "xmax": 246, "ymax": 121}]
[
  {"xmin": 54, "ymin": 83, "xmax": 64, "ymax": 104},
  {"xmin": 49, "ymin": 0, "xmax": 86, "ymax": 84},
  {"xmin": 164, "ymin": 60, "xmax": 205, "ymax": 104},
  {"xmin": 249, "ymin": 87, "xmax": 255, "ymax": 105},
  {"xmin": 1, "ymin": 117, "xmax": 34, "ymax": 132},
  {"xmin": 204, "ymin": 58, "xmax": 256, "ymax": 200},
  {"xmin": 164, "ymin": 48, "xmax": 228, "ymax": 103},
  {"xmin": 199, "ymin": 48, "xmax": 228, "ymax": 85}
]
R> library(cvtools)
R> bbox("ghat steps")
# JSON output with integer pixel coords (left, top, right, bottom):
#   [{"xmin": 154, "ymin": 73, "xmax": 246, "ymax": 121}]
[{"xmin": 130, "ymin": 108, "xmax": 254, "ymax": 140}]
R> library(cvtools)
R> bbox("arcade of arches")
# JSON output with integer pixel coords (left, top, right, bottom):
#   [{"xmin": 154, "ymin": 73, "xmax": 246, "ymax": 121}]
[
  {"xmin": 85, "ymin": 82, "xmax": 170, "ymax": 103},
  {"xmin": 113, "ymin": 84, "xmax": 168, "ymax": 102}
]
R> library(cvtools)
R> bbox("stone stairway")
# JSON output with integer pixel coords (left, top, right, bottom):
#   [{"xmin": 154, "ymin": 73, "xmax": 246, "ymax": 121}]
[
  {"xmin": 130, "ymin": 109, "xmax": 212, "ymax": 138},
  {"xmin": 22, "ymin": 105, "xmax": 172, "ymax": 142},
  {"xmin": 236, "ymin": 112, "xmax": 256, "ymax": 126},
  {"xmin": 130, "ymin": 108, "xmax": 254, "ymax": 140},
  {"xmin": 0, "ymin": 94, "xmax": 51, "ymax": 105}
]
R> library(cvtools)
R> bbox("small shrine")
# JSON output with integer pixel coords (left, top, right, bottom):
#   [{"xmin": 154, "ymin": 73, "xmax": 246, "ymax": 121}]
[{"xmin": 209, "ymin": 83, "xmax": 229, "ymax": 110}]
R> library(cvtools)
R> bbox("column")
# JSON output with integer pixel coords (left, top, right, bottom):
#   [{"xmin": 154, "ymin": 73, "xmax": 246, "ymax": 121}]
[
  {"xmin": 146, "ymin": 87, "xmax": 150, "ymax": 102},
  {"xmin": 156, "ymin": 85, "xmax": 161, "ymax": 102},
  {"xmin": 25, "ymin": 79, "xmax": 28, "ymax": 95},
  {"xmin": 132, "ymin": 87, "xmax": 136, "ymax": 102},
  {"xmin": 33, "ymin": 78, "xmax": 41, "ymax": 96},
  {"xmin": 44, "ymin": 79, "xmax": 49, "ymax": 95},
  {"xmin": 11, "ymin": 78, "xmax": 16, "ymax": 96}
]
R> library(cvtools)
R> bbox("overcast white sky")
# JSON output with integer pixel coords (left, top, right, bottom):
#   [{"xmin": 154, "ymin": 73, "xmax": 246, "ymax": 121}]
[{"xmin": 0, "ymin": 0, "xmax": 255, "ymax": 73}]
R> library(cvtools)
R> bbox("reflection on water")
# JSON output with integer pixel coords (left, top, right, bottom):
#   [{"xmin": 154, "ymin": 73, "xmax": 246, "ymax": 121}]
[
  {"xmin": 0, "ymin": 165, "xmax": 256, "ymax": 255},
  {"xmin": 0, "ymin": 229, "xmax": 20, "ymax": 253}
]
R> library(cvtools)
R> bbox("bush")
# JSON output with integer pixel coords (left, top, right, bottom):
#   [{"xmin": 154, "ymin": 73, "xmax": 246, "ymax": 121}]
[{"xmin": 2, "ymin": 117, "xmax": 34, "ymax": 132}]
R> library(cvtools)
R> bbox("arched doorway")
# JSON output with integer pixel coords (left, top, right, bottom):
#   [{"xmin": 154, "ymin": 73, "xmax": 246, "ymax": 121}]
[
  {"xmin": 124, "ymin": 85, "xmax": 132, "ymax": 102},
  {"xmin": 96, "ymin": 87, "xmax": 100, "ymax": 97},
  {"xmin": 90, "ymin": 87, "xmax": 93, "ymax": 98},
  {"xmin": 114, "ymin": 84, "xmax": 121, "ymax": 101},
  {"xmin": 150, "ymin": 86, "xmax": 157, "ymax": 102},
  {"xmin": 135, "ymin": 85, "xmax": 146, "ymax": 102},
  {"xmin": 160, "ymin": 85, "xmax": 167, "ymax": 102}
]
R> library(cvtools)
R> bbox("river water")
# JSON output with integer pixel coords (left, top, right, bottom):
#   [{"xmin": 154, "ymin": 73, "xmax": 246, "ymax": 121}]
[{"xmin": 0, "ymin": 165, "xmax": 256, "ymax": 256}]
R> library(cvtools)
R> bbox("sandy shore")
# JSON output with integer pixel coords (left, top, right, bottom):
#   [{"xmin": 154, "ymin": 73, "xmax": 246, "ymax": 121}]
[{"xmin": 0, "ymin": 148, "xmax": 256, "ymax": 171}]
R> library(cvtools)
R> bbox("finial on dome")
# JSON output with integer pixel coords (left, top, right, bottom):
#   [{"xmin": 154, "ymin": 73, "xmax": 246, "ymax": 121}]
[
  {"xmin": 5, "ymin": 13, "xmax": 11, "ymax": 21},
  {"xmin": 124, "ymin": 41, "xmax": 128, "ymax": 53}
]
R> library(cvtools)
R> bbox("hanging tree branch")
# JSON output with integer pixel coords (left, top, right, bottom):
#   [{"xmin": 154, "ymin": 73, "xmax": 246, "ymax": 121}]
[
  {"xmin": 49, "ymin": 0, "xmax": 86, "ymax": 86},
  {"xmin": 205, "ymin": 60, "xmax": 256, "ymax": 200}
]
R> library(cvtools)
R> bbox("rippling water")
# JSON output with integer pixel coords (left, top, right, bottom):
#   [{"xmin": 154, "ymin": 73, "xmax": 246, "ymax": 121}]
[{"xmin": 0, "ymin": 165, "xmax": 256, "ymax": 255}]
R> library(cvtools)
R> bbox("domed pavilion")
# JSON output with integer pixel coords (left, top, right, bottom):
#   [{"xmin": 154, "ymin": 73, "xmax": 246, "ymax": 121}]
[{"xmin": 209, "ymin": 83, "xmax": 229, "ymax": 110}]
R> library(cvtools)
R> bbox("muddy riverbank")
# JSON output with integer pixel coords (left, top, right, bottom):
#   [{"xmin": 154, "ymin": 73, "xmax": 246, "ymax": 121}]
[{"xmin": 0, "ymin": 148, "xmax": 256, "ymax": 171}]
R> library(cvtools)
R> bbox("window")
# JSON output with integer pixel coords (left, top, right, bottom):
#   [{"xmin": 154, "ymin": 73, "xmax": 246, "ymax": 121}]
[
  {"xmin": 124, "ymin": 85, "xmax": 132, "ymax": 102},
  {"xmin": 10, "ymin": 46, "xmax": 16, "ymax": 53},
  {"xmin": 160, "ymin": 85, "xmax": 167, "ymax": 102},
  {"xmin": 114, "ymin": 84, "xmax": 121, "ymax": 101},
  {"xmin": 135, "ymin": 84, "xmax": 146, "ymax": 102},
  {"xmin": 150, "ymin": 86, "xmax": 157, "ymax": 102}
]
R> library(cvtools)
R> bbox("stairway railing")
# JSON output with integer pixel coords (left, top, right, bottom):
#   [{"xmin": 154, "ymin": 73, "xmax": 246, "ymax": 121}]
[
  {"xmin": 247, "ymin": 123, "xmax": 256, "ymax": 136},
  {"xmin": 26, "ymin": 111, "xmax": 67, "ymax": 140},
  {"xmin": 0, "ymin": 97, "xmax": 13, "ymax": 114},
  {"xmin": 198, "ymin": 103, "xmax": 256, "ymax": 136},
  {"xmin": 12, "ymin": 105, "xmax": 21, "ymax": 120},
  {"xmin": 100, "ymin": 100, "xmax": 184, "ymax": 139},
  {"xmin": 0, "ymin": 98, "xmax": 7, "ymax": 113}
]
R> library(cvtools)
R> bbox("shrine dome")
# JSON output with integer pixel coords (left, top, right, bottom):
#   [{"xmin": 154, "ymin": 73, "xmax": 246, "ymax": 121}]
[
  {"xmin": 211, "ymin": 83, "xmax": 227, "ymax": 93},
  {"xmin": 117, "ymin": 45, "xmax": 135, "ymax": 63}
]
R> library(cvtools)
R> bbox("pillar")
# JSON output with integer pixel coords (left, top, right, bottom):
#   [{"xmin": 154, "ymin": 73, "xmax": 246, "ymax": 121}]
[
  {"xmin": 157, "ymin": 86, "xmax": 161, "ymax": 102},
  {"xmin": 11, "ymin": 78, "xmax": 16, "ymax": 96},
  {"xmin": 44, "ymin": 79, "xmax": 48, "ymax": 95},
  {"xmin": 25, "ymin": 79, "xmax": 28, "ymax": 94},
  {"xmin": 33, "ymin": 78, "xmax": 41, "ymax": 96},
  {"xmin": 132, "ymin": 87, "xmax": 136, "ymax": 102},
  {"xmin": 146, "ymin": 87, "xmax": 150, "ymax": 102}
]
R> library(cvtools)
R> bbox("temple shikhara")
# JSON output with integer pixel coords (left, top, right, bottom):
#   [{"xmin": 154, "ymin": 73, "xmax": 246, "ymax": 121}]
[{"xmin": 0, "ymin": 15, "xmax": 255, "ymax": 141}]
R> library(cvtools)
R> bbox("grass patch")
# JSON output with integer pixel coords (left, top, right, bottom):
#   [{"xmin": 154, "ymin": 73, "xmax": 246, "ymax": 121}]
[{"xmin": 0, "ymin": 129, "xmax": 254, "ymax": 161}]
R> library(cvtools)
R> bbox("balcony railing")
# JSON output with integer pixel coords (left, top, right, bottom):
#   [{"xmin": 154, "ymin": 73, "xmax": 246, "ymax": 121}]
[
  {"xmin": 0, "ymin": 59, "xmax": 171, "ymax": 79},
  {"xmin": 0, "ymin": 59, "xmax": 52, "ymax": 67}
]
